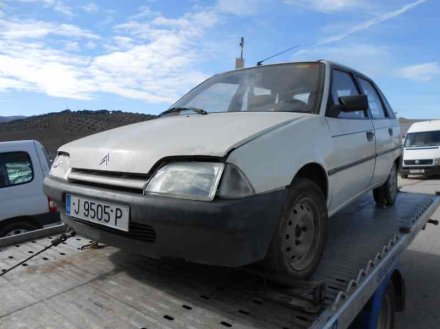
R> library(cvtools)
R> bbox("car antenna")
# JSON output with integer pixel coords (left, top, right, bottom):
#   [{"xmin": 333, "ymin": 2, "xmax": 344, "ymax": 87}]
[{"xmin": 256, "ymin": 44, "xmax": 300, "ymax": 66}]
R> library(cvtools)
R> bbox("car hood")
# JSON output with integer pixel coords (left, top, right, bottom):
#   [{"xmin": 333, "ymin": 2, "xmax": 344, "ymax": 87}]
[{"xmin": 60, "ymin": 112, "xmax": 310, "ymax": 174}]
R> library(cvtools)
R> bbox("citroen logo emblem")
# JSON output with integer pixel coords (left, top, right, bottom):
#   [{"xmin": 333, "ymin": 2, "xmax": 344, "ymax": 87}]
[
  {"xmin": 415, "ymin": 160, "xmax": 420, "ymax": 164},
  {"xmin": 100, "ymin": 153, "xmax": 110, "ymax": 166}
]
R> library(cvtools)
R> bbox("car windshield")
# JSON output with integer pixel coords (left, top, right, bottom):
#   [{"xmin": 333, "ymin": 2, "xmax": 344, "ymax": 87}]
[
  {"xmin": 405, "ymin": 131, "xmax": 440, "ymax": 147},
  {"xmin": 170, "ymin": 63, "xmax": 324, "ymax": 115}
]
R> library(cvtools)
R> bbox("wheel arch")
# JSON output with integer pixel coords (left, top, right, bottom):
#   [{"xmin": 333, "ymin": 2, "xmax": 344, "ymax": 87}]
[
  {"xmin": 0, "ymin": 215, "xmax": 43, "ymax": 231},
  {"xmin": 292, "ymin": 163, "xmax": 328, "ymax": 200},
  {"xmin": 395, "ymin": 155, "xmax": 402, "ymax": 171}
]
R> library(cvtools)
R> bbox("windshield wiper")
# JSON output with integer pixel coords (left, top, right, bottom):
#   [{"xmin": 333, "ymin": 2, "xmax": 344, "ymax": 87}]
[{"xmin": 158, "ymin": 107, "xmax": 208, "ymax": 117}]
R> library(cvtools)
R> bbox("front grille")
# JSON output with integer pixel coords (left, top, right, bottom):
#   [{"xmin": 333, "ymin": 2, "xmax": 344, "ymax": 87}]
[
  {"xmin": 129, "ymin": 222, "xmax": 157, "ymax": 242},
  {"xmin": 68, "ymin": 168, "xmax": 149, "ymax": 193},
  {"xmin": 403, "ymin": 159, "xmax": 433, "ymax": 166},
  {"xmin": 75, "ymin": 218, "xmax": 156, "ymax": 243}
]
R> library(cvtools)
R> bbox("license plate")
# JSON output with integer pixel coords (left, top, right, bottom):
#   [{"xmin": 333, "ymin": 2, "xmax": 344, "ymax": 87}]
[
  {"xmin": 66, "ymin": 194, "xmax": 129, "ymax": 232},
  {"xmin": 410, "ymin": 169, "xmax": 425, "ymax": 174}
]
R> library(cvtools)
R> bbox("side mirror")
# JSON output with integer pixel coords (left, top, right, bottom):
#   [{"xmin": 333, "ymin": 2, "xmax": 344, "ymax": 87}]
[{"xmin": 337, "ymin": 95, "xmax": 368, "ymax": 112}]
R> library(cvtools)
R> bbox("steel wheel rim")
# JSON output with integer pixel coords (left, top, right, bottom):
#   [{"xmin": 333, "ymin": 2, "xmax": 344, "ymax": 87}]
[
  {"xmin": 283, "ymin": 197, "xmax": 320, "ymax": 271},
  {"xmin": 5, "ymin": 228, "xmax": 29, "ymax": 237}
]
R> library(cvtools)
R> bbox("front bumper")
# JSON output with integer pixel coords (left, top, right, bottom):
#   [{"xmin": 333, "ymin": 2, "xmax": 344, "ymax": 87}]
[
  {"xmin": 401, "ymin": 166, "xmax": 440, "ymax": 176},
  {"xmin": 43, "ymin": 177, "xmax": 287, "ymax": 267}
]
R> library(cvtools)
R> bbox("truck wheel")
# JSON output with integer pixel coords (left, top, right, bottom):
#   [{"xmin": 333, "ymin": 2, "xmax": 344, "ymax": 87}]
[
  {"xmin": 0, "ymin": 221, "xmax": 41, "ymax": 237},
  {"xmin": 265, "ymin": 178, "xmax": 327, "ymax": 278},
  {"xmin": 377, "ymin": 281, "xmax": 396, "ymax": 329},
  {"xmin": 373, "ymin": 163, "xmax": 398, "ymax": 207}
]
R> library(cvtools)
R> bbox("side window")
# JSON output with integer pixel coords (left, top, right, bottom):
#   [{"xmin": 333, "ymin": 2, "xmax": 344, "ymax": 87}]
[
  {"xmin": 358, "ymin": 78, "xmax": 387, "ymax": 119},
  {"xmin": 378, "ymin": 90, "xmax": 396, "ymax": 119},
  {"xmin": 0, "ymin": 152, "xmax": 34, "ymax": 188},
  {"xmin": 331, "ymin": 70, "xmax": 365, "ymax": 119}
]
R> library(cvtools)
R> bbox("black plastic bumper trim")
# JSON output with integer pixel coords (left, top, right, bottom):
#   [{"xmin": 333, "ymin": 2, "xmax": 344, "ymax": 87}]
[{"xmin": 43, "ymin": 177, "xmax": 288, "ymax": 267}]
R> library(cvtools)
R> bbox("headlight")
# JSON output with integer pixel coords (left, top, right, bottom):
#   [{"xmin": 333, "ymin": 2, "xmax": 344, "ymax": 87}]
[
  {"xmin": 49, "ymin": 153, "xmax": 70, "ymax": 180},
  {"xmin": 435, "ymin": 158, "xmax": 440, "ymax": 166},
  {"xmin": 145, "ymin": 162, "xmax": 224, "ymax": 201}
]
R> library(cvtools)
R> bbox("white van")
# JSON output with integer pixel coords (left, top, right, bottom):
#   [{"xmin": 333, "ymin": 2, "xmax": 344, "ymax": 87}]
[
  {"xmin": 401, "ymin": 120, "xmax": 440, "ymax": 178},
  {"xmin": 0, "ymin": 140, "xmax": 59, "ymax": 236}
]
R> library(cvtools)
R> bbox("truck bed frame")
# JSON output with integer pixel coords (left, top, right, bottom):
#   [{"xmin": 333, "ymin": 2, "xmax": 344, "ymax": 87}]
[{"xmin": 0, "ymin": 192, "xmax": 438, "ymax": 329}]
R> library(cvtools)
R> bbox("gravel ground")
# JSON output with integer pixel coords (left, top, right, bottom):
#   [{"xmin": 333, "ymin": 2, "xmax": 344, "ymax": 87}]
[{"xmin": 395, "ymin": 176, "xmax": 440, "ymax": 329}]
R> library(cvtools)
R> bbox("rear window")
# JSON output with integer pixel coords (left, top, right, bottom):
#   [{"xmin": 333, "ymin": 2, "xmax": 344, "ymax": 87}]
[
  {"xmin": 0, "ymin": 152, "xmax": 34, "ymax": 188},
  {"xmin": 404, "ymin": 131, "xmax": 440, "ymax": 147}
]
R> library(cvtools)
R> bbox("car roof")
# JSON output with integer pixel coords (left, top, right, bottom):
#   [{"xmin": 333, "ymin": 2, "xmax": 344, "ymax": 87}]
[
  {"xmin": 408, "ymin": 120, "xmax": 440, "ymax": 133},
  {"xmin": 218, "ymin": 59, "xmax": 370, "ymax": 80},
  {"xmin": 0, "ymin": 140, "xmax": 37, "ymax": 148}
]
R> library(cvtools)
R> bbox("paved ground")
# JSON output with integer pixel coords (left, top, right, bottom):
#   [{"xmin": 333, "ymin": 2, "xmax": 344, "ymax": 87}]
[{"xmin": 395, "ymin": 176, "xmax": 440, "ymax": 329}]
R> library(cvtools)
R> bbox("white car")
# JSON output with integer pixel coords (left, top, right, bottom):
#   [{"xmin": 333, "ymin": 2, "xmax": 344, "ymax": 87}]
[
  {"xmin": 401, "ymin": 120, "xmax": 440, "ymax": 178},
  {"xmin": 0, "ymin": 140, "xmax": 59, "ymax": 237},
  {"xmin": 44, "ymin": 61, "xmax": 401, "ymax": 278}
]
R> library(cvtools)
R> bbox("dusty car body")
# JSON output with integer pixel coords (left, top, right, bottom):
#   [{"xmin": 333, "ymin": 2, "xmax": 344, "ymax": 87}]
[{"xmin": 44, "ymin": 60, "xmax": 401, "ymax": 277}]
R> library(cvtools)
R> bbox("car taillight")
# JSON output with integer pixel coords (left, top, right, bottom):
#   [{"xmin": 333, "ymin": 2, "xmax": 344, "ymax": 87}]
[{"xmin": 48, "ymin": 197, "xmax": 58, "ymax": 213}]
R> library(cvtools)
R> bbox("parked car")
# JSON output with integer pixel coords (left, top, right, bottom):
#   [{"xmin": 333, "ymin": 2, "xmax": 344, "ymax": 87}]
[
  {"xmin": 44, "ymin": 61, "xmax": 401, "ymax": 278},
  {"xmin": 400, "ymin": 120, "xmax": 440, "ymax": 178},
  {"xmin": 0, "ymin": 140, "xmax": 60, "ymax": 237}
]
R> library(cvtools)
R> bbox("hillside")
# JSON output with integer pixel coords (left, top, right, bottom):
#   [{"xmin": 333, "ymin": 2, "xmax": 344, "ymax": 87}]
[
  {"xmin": 0, "ymin": 110, "xmax": 155, "ymax": 157},
  {"xmin": 0, "ymin": 115, "xmax": 26, "ymax": 123},
  {"xmin": 399, "ymin": 117, "xmax": 427, "ymax": 136}
]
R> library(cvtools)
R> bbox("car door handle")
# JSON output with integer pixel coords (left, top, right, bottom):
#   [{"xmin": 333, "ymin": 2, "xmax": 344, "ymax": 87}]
[
  {"xmin": 388, "ymin": 128, "xmax": 393, "ymax": 136},
  {"xmin": 366, "ymin": 130, "xmax": 375, "ymax": 141}
]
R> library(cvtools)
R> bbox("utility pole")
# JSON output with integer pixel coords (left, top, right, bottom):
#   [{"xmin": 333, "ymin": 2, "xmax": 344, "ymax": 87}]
[{"xmin": 235, "ymin": 37, "xmax": 245, "ymax": 69}]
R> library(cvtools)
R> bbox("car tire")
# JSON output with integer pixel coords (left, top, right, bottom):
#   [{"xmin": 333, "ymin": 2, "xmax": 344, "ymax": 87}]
[
  {"xmin": 376, "ymin": 281, "xmax": 396, "ymax": 329},
  {"xmin": 400, "ymin": 172, "xmax": 408, "ymax": 179},
  {"xmin": 374, "ymin": 163, "xmax": 398, "ymax": 207},
  {"xmin": 0, "ymin": 221, "xmax": 41, "ymax": 237},
  {"xmin": 265, "ymin": 178, "xmax": 327, "ymax": 278}
]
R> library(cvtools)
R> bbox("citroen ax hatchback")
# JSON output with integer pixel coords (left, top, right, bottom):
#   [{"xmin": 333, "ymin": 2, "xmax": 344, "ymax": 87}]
[{"xmin": 44, "ymin": 61, "xmax": 401, "ymax": 278}]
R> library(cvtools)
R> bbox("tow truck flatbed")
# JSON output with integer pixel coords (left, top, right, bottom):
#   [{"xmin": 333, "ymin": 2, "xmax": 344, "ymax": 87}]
[{"xmin": 0, "ymin": 192, "xmax": 438, "ymax": 329}]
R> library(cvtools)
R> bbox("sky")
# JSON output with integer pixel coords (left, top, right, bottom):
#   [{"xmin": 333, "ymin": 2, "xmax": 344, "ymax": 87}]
[{"xmin": 0, "ymin": 0, "xmax": 438, "ymax": 119}]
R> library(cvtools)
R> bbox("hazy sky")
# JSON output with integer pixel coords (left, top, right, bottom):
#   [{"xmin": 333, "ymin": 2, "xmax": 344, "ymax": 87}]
[{"xmin": 0, "ymin": 0, "xmax": 438, "ymax": 118}]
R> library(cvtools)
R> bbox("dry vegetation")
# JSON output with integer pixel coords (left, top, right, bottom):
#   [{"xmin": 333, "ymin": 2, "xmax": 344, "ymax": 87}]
[{"xmin": 0, "ymin": 110, "xmax": 155, "ymax": 157}]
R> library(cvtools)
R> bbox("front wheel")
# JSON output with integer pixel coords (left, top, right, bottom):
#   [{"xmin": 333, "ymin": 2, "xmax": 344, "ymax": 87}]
[
  {"xmin": 265, "ymin": 178, "xmax": 327, "ymax": 278},
  {"xmin": 373, "ymin": 163, "xmax": 398, "ymax": 207}
]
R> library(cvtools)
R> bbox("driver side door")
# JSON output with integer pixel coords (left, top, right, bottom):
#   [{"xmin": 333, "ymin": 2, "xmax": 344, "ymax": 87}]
[{"xmin": 326, "ymin": 69, "xmax": 376, "ymax": 214}]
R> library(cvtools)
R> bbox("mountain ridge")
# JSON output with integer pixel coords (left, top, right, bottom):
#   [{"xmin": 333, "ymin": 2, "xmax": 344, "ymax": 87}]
[{"xmin": 0, "ymin": 110, "xmax": 155, "ymax": 156}]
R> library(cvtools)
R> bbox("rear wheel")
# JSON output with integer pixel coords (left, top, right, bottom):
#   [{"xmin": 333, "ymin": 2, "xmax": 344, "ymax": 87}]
[
  {"xmin": 374, "ymin": 163, "xmax": 398, "ymax": 207},
  {"xmin": 265, "ymin": 178, "xmax": 327, "ymax": 278},
  {"xmin": 0, "ymin": 221, "xmax": 40, "ymax": 237}
]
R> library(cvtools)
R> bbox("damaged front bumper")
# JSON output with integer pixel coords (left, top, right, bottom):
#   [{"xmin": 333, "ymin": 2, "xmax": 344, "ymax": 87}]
[{"xmin": 43, "ymin": 177, "xmax": 287, "ymax": 267}]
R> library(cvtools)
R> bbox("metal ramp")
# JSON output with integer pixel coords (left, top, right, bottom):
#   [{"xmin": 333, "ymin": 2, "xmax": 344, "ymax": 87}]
[{"xmin": 0, "ymin": 192, "xmax": 438, "ymax": 329}]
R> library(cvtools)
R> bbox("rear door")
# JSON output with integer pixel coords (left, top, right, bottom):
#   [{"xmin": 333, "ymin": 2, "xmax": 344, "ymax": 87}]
[
  {"xmin": 357, "ymin": 77, "xmax": 399, "ymax": 185},
  {"xmin": 326, "ymin": 69, "xmax": 376, "ymax": 212}
]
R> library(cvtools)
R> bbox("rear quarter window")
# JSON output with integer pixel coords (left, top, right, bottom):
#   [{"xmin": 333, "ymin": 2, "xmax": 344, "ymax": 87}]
[{"xmin": 0, "ymin": 152, "xmax": 34, "ymax": 188}]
